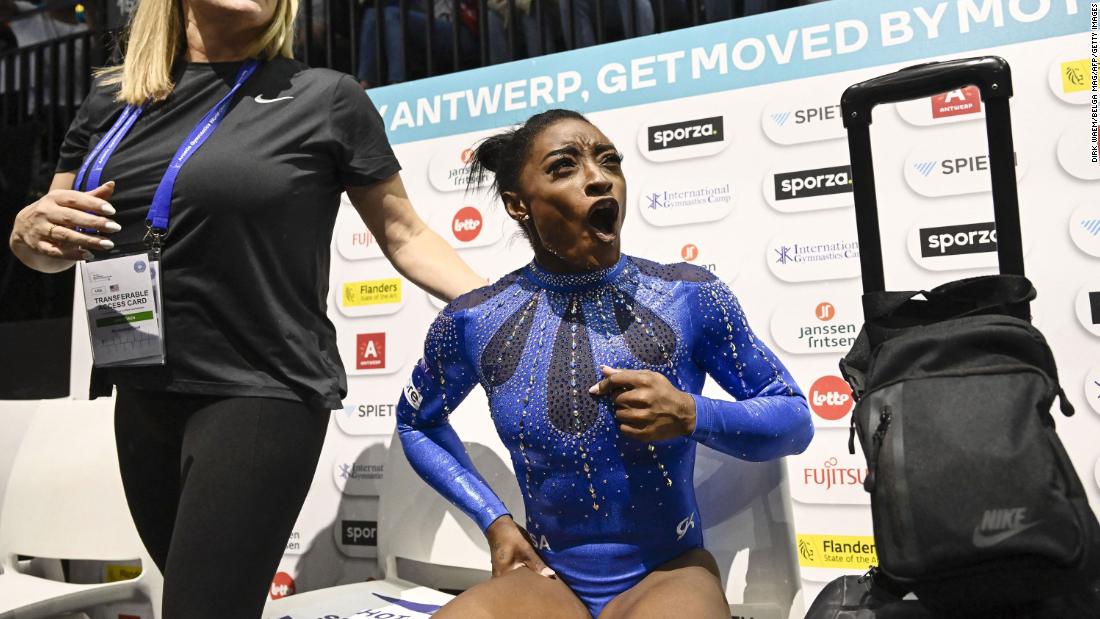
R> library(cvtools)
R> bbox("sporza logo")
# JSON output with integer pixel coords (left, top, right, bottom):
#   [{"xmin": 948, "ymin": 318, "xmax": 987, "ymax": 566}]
[
  {"xmin": 676, "ymin": 512, "xmax": 696, "ymax": 541},
  {"xmin": 342, "ymin": 520, "xmax": 378, "ymax": 546},
  {"xmin": 648, "ymin": 116, "xmax": 723, "ymax": 151},
  {"xmin": 919, "ymin": 222, "xmax": 997, "ymax": 258},
  {"xmin": 972, "ymin": 508, "xmax": 1039, "ymax": 549},
  {"xmin": 637, "ymin": 115, "xmax": 729, "ymax": 162},
  {"xmin": 774, "ymin": 165, "xmax": 852, "ymax": 200}
]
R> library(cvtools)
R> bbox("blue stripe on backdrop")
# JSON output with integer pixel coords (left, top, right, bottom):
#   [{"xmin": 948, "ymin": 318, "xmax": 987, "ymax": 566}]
[{"xmin": 366, "ymin": 0, "xmax": 1090, "ymax": 145}]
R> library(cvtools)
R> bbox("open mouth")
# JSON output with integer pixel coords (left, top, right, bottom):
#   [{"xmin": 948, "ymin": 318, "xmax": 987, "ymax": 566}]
[{"xmin": 587, "ymin": 198, "xmax": 620, "ymax": 243}]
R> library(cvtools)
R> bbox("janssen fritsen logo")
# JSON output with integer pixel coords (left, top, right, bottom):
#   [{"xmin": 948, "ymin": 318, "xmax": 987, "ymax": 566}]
[
  {"xmin": 429, "ymin": 142, "xmax": 488, "ymax": 192},
  {"xmin": 771, "ymin": 297, "xmax": 860, "ymax": 355},
  {"xmin": 774, "ymin": 165, "xmax": 853, "ymax": 201},
  {"xmin": 919, "ymin": 222, "xmax": 997, "ymax": 258}
]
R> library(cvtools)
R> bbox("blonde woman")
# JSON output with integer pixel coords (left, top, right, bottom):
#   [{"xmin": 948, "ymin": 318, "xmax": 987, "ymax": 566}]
[{"xmin": 8, "ymin": 0, "xmax": 483, "ymax": 615}]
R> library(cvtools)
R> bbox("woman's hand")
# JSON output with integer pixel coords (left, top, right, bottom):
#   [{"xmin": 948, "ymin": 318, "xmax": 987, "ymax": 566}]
[
  {"xmin": 10, "ymin": 179, "xmax": 120, "ymax": 272},
  {"xmin": 485, "ymin": 515, "xmax": 556, "ymax": 579},
  {"xmin": 589, "ymin": 365, "xmax": 697, "ymax": 442}
]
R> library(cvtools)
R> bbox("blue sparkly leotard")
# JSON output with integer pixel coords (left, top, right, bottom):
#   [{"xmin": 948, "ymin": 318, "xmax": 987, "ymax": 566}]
[{"xmin": 395, "ymin": 255, "xmax": 813, "ymax": 617}]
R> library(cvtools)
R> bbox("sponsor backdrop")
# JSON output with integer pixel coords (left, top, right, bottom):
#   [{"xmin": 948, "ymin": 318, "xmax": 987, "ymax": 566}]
[{"xmin": 60, "ymin": 0, "xmax": 1098, "ymax": 617}]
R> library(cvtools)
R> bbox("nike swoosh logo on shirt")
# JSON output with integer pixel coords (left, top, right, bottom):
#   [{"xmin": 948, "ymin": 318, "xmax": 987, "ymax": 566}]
[
  {"xmin": 971, "ymin": 521, "xmax": 1040, "ymax": 549},
  {"xmin": 254, "ymin": 95, "xmax": 294, "ymax": 104}
]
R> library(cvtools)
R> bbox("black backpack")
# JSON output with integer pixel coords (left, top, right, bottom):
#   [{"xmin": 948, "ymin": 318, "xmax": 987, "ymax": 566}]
[{"xmin": 833, "ymin": 57, "xmax": 1099, "ymax": 615}]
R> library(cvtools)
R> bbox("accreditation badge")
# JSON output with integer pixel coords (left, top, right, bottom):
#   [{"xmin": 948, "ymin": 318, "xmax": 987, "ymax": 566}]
[{"xmin": 80, "ymin": 250, "xmax": 165, "ymax": 367}]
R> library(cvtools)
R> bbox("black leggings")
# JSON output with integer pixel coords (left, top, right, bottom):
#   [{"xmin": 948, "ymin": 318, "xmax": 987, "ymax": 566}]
[{"xmin": 114, "ymin": 387, "xmax": 329, "ymax": 618}]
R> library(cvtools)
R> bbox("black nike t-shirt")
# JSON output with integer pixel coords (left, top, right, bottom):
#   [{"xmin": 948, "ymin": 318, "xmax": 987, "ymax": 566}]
[{"xmin": 58, "ymin": 56, "xmax": 400, "ymax": 409}]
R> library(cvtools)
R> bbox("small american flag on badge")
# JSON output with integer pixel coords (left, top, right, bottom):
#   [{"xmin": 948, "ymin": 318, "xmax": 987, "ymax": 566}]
[{"xmin": 109, "ymin": 284, "xmax": 120, "ymax": 292}]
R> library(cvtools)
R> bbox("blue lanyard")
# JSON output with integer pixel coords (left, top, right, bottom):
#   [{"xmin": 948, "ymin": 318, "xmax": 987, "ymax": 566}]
[{"xmin": 74, "ymin": 59, "xmax": 260, "ymax": 242}]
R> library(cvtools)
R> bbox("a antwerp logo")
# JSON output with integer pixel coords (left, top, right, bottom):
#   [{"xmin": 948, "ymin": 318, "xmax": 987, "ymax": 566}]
[
  {"xmin": 913, "ymin": 161, "xmax": 936, "ymax": 177},
  {"xmin": 931, "ymin": 86, "xmax": 982, "ymax": 119},
  {"xmin": 356, "ymin": 333, "xmax": 386, "ymax": 370},
  {"xmin": 770, "ymin": 112, "xmax": 791, "ymax": 126},
  {"xmin": 972, "ymin": 507, "xmax": 1039, "ymax": 549},
  {"xmin": 676, "ymin": 512, "xmax": 696, "ymax": 541}
]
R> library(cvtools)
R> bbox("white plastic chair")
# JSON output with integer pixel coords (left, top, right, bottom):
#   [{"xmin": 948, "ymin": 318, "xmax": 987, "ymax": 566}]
[
  {"xmin": 262, "ymin": 427, "xmax": 524, "ymax": 619},
  {"xmin": 0, "ymin": 398, "xmax": 162, "ymax": 619},
  {"xmin": 265, "ymin": 406, "xmax": 802, "ymax": 619}
]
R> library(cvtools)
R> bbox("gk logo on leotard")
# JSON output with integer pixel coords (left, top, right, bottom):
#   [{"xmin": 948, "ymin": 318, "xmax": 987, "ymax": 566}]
[{"xmin": 676, "ymin": 512, "xmax": 696, "ymax": 541}]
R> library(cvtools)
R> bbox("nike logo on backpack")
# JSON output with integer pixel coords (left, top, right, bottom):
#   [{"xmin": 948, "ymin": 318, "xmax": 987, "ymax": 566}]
[
  {"xmin": 254, "ymin": 95, "xmax": 294, "ymax": 104},
  {"xmin": 971, "ymin": 507, "xmax": 1039, "ymax": 548}
]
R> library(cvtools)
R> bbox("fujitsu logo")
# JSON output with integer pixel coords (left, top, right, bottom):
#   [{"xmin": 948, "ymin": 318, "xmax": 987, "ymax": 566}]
[
  {"xmin": 972, "ymin": 507, "xmax": 1039, "ymax": 548},
  {"xmin": 802, "ymin": 457, "xmax": 866, "ymax": 490}
]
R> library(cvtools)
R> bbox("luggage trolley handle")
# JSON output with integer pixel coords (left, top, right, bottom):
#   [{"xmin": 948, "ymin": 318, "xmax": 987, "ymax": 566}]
[{"xmin": 840, "ymin": 56, "xmax": 1024, "ymax": 294}]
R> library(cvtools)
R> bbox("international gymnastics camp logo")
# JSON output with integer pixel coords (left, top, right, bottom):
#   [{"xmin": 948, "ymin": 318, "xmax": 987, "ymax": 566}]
[
  {"xmin": 766, "ymin": 233, "xmax": 859, "ymax": 283},
  {"xmin": 636, "ymin": 179, "xmax": 734, "ymax": 227}
]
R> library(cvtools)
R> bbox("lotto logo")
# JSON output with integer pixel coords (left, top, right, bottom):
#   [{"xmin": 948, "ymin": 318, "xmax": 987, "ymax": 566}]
[
  {"xmin": 356, "ymin": 333, "xmax": 386, "ymax": 370},
  {"xmin": 270, "ymin": 572, "xmax": 296, "ymax": 599},
  {"xmin": 931, "ymin": 86, "xmax": 982, "ymax": 119},
  {"xmin": 809, "ymin": 376, "xmax": 853, "ymax": 421},
  {"xmin": 452, "ymin": 206, "xmax": 483, "ymax": 242}
]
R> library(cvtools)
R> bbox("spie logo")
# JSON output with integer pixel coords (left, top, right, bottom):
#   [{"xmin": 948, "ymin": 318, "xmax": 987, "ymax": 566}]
[
  {"xmin": 770, "ymin": 111, "xmax": 791, "ymax": 127},
  {"xmin": 269, "ymin": 571, "xmax": 295, "ymax": 599},
  {"xmin": 913, "ymin": 161, "xmax": 936, "ymax": 177},
  {"xmin": 452, "ymin": 206, "xmax": 483, "ymax": 242},
  {"xmin": 931, "ymin": 86, "xmax": 982, "ymax": 119},
  {"xmin": 356, "ymin": 333, "xmax": 386, "ymax": 370}
]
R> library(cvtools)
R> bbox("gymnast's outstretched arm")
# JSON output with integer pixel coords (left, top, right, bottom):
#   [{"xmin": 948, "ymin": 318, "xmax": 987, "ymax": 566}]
[
  {"xmin": 396, "ymin": 309, "xmax": 511, "ymax": 532},
  {"xmin": 688, "ymin": 279, "xmax": 814, "ymax": 461}
]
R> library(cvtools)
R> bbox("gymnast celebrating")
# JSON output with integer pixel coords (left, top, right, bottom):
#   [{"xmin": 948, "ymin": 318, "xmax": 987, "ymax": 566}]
[{"xmin": 395, "ymin": 109, "xmax": 814, "ymax": 619}]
